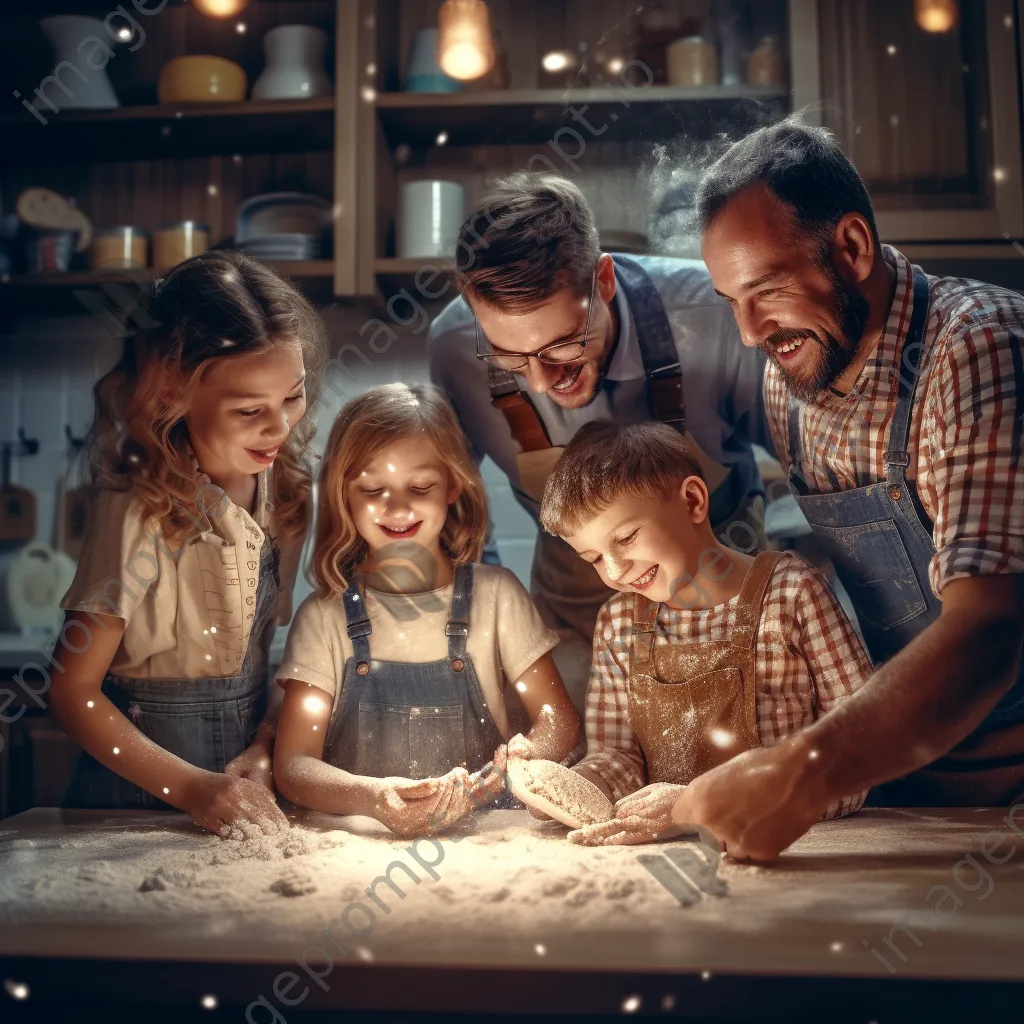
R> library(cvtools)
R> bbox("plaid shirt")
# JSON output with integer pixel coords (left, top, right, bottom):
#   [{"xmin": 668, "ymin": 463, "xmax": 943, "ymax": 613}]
[
  {"xmin": 765, "ymin": 245, "xmax": 1024, "ymax": 597},
  {"xmin": 578, "ymin": 551, "xmax": 871, "ymax": 818}
]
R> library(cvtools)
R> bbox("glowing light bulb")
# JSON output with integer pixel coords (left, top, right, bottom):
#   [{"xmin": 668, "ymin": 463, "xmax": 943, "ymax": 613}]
[
  {"xmin": 193, "ymin": 0, "xmax": 251, "ymax": 18},
  {"xmin": 914, "ymin": 0, "xmax": 958, "ymax": 32},
  {"xmin": 542, "ymin": 49, "xmax": 575, "ymax": 73},
  {"xmin": 438, "ymin": 0, "xmax": 496, "ymax": 81}
]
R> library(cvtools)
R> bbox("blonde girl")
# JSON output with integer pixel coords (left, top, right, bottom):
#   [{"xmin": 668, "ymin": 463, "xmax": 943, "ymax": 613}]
[
  {"xmin": 273, "ymin": 382, "xmax": 581, "ymax": 836},
  {"xmin": 52, "ymin": 251, "xmax": 325, "ymax": 837}
]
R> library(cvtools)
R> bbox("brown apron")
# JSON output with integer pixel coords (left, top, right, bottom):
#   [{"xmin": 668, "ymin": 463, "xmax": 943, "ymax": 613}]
[{"xmin": 627, "ymin": 551, "xmax": 781, "ymax": 785}]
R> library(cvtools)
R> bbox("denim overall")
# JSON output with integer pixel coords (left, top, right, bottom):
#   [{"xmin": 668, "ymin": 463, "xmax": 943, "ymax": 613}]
[
  {"xmin": 788, "ymin": 265, "xmax": 1024, "ymax": 804},
  {"xmin": 62, "ymin": 540, "xmax": 279, "ymax": 809},
  {"xmin": 612, "ymin": 254, "xmax": 761, "ymax": 526},
  {"xmin": 322, "ymin": 564, "xmax": 510, "ymax": 799}
]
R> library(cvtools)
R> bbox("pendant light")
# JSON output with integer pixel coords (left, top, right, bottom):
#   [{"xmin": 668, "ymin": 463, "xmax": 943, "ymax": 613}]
[
  {"xmin": 914, "ymin": 0, "xmax": 958, "ymax": 33},
  {"xmin": 438, "ymin": 0, "xmax": 495, "ymax": 81},
  {"xmin": 193, "ymin": 0, "xmax": 252, "ymax": 19}
]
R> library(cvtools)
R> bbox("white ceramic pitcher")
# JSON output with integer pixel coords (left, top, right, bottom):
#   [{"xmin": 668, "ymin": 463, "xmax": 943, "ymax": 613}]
[{"xmin": 253, "ymin": 25, "xmax": 331, "ymax": 100}]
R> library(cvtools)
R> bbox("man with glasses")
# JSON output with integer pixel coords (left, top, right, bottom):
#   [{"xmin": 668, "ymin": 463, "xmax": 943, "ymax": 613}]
[{"xmin": 428, "ymin": 173, "xmax": 771, "ymax": 712}]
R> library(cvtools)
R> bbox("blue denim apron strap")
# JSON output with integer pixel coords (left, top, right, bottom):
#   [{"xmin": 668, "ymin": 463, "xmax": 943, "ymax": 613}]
[
  {"xmin": 611, "ymin": 254, "xmax": 686, "ymax": 433},
  {"xmin": 883, "ymin": 264, "xmax": 931, "ymax": 495},
  {"xmin": 445, "ymin": 563, "xmax": 472, "ymax": 663},
  {"xmin": 342, "ymin": 574, "xmax": 372, "ymax": 665},
  {"xmin": 62, "ymin": 537, "xmax": 279, "ymax": 810}
]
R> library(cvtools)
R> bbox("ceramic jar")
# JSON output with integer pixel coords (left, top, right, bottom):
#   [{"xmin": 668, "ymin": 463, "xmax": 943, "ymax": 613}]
[{"xmin": 253, "ymin": 25, "xmax": 332, "ymax": 100}]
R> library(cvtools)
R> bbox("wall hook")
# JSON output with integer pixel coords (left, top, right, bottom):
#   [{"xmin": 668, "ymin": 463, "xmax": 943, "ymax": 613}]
[
  {"xmin": 16, "ymin": 428, "xmax": 39, "ymax": 457},
  {"xmin": 64, "ymin": 425, "xmax": 87, "ymax": 453}
]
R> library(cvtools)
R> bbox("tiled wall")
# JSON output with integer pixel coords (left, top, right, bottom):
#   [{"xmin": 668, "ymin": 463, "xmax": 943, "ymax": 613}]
[{"xmin": 0, "ymin": 304, "xmax": 539, "ymax": 631}]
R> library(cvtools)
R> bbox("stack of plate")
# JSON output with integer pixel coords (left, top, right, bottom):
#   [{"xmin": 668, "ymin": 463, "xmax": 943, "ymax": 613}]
[{"xmin": 235, "ymin": 192, "xmax": 332, "ymax": 262}]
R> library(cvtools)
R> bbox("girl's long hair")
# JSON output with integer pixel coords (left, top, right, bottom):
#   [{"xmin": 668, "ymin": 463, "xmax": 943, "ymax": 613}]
[
  {"xmin": 88, "ymin": 250, "xmax": 326, "ymax": 542},
  {"xmin": 312, "ymin": 383, "xmax": 488, "ymax": 598}
]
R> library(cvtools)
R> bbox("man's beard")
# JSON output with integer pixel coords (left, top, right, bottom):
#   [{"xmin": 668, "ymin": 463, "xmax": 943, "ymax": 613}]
[{"xmin": 761, "ymin": 264, "xmax": 870, "ymax": 402}]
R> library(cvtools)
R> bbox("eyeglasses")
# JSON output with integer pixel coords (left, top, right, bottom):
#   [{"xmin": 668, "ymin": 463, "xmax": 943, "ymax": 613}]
[{"xmin": 474, "ymin": 271, "xmax": 597, "ymax": 373}]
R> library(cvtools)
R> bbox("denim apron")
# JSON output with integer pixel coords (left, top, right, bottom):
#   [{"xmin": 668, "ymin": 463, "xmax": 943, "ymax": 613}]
[
  {"xmin": 787, "ymin": 265, "xmax": 1024, "ymax": 805},
  {"xmin": 322, "ymin": 564, "xmax": 513, "ymax": 804},
  {"xmin": 62, "ymin": 539, "xmax": 279, "ymax": 810}
]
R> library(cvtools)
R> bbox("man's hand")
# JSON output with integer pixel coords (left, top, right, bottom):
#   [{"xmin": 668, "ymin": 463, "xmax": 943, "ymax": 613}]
[{"xmin": 670, "ymin": 740, "xmax": 828, "ymax": 861}]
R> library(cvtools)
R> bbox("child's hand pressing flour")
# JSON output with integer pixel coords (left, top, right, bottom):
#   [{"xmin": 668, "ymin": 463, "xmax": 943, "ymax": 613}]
[
  {"xmin": 373, "ymin": 775, "xmax": 452, "ymax": 837},
  {"xmin": 568, "ymin": 782, "xmax": 686, "ymax": 846},
  {"xmin": 185, "ymin": 772, "xmax": 290, "ymax": 837}
]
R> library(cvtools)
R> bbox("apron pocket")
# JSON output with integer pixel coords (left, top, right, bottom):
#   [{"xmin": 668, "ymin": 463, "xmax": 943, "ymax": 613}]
[
  {"xmin": 125, "ymin": 699, "xmax": 236, "ymax": 774},
  {"xmin": 355, "ymin": 702, "xmax": 467, "ymax": 780},
  {"xmin": 811, "ymin": 519, "xmax": 927, "ymax": 632}
]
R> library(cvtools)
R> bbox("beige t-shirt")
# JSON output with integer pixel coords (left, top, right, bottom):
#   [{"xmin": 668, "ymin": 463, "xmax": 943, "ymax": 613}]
[
  {"xmin": 60, "ymin": 468, "xmax": 303, "ymax": 681},
  {"xmin": 275, "ymin": 564, "xmax": 559, "ymax": 740}
]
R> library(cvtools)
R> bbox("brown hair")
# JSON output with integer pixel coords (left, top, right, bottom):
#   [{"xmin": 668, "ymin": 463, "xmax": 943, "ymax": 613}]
[
  {"xmin": 456, "ymin": 172, "xmax": 600, "ymax": 312},
  {"xmin": 311, "ymin": 383, "xmax": 489, "ymax": 599},
  {"xmin": 540, "ymin": 421, "xmax": 705, "ymax": 537},
  {"xmin": 87, "ymin": 250, "xmax": 326, "ymax": 543}
]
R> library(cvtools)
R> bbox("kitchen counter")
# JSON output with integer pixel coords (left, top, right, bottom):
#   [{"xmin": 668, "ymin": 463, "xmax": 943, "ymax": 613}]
[{"xmin": 1, "ymin": 806, "xmax": 1022, "ymax": 1018}]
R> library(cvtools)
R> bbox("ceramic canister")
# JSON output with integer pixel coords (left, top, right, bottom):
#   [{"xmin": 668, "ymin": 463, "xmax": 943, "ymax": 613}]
[
  {"xmin": 253, "ymin": 25, "xmax": 332, "ymax": 100},
  {"xmin": 399, "ymin": 181, "xmax": 466, "ymax": 259}
]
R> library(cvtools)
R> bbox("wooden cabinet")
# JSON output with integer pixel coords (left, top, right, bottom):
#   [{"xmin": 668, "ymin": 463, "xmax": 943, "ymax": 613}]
[
  {"xmin": 791, "ymin": 0, "xmax": 1024, "ymax": 241},
  {"xmin": 352, "ymin": 0, "xmax": 794, "ymax": 297}
]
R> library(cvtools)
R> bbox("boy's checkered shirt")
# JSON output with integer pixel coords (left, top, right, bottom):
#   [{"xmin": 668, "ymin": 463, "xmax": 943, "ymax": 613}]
[{"xmin": 578, "ymin": 551, "xmax": 872, "ymax": 819}]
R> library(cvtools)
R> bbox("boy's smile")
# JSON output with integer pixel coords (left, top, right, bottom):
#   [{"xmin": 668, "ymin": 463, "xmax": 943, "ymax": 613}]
[{"xmin": 562, "ymin": 481, "xmax": 750, "ymax": 611}]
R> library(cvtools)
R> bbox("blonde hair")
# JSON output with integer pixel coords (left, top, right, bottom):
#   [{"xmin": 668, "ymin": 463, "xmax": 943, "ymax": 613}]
[
  {"xmin": 311, "ymin": 383, "xmax": 488, "ymax": 598},
  {"xmin": 88, "ymin": 251, "xmax": 326, "ymax": 543},
  {"xmin": 540, "ymin": 421, "xmax": 705, "ymax": 537}
]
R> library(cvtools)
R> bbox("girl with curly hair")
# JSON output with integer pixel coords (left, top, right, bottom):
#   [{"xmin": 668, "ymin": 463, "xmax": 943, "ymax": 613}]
[{"xmin": 52, "ymin": 251, "xmax": 325, "ymax": 836}]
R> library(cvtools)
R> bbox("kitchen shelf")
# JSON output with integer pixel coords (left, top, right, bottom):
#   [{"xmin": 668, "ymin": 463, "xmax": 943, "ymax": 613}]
[
  {"xmin": 375, "ymin": 85, "xmax": 789, "ymax": 147},
  {"xmin": 0, "ymin": 98, "xmax": 335, "ymax": 163},
  {"xmin": 2, "ymin": 261, "xmax": 334, "ymax": 288}
]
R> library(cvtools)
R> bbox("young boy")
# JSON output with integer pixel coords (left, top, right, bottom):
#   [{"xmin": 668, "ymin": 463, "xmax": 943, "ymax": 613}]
[{"xmin": 536, "ymin": 420, "xmax": 872, "ymax": 845}]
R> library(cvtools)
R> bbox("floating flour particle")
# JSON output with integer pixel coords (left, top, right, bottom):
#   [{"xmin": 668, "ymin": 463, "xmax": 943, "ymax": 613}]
[
  {"xmin": 270, "ymin": 870, "xmax": 317, "ymax": 898},
  {"xmin": 540, "ymin": 876, "xmax": 580, "ymax": 898}
]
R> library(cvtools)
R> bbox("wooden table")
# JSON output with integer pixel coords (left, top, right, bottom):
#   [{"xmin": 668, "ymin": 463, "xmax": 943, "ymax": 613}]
[{"xmin": 1, "ymin": 806, "xmax": 1023, "ymax": 1021}]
